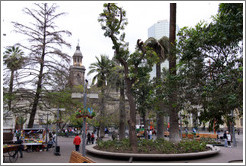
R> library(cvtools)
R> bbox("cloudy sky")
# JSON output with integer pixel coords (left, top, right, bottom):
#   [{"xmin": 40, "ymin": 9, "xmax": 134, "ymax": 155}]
[{"xmin": 1, "ymin": 1, "xmax": 221, "ymax": 84}]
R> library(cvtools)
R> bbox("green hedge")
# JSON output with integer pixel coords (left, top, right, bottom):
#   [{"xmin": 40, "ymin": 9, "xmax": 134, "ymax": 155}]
[{"xmin": 96, "ymin": 138, "xmax": 209, "ymax": 154}]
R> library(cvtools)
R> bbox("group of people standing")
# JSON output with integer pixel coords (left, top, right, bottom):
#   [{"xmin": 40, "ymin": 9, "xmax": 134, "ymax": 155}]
[
  {"xmin": 73, "ymin": 132, "xmax": 95, "ymax": 152},
  {"xmin": 86, "ymin": 132, "xmax": 95, "ymax": 145},
  {"xmin": 223, "ymin": 130, "xmax": 232, "ymax": 147},
  {"xmin": 47, "ymin": 131, "xmax": 56, "ymax": 150}
]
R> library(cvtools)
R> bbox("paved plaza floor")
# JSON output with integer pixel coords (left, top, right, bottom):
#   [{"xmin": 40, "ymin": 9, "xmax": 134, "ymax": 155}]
[{"xmin": 5, "ymin": 132, "xmax": 244, "ymax": 164}]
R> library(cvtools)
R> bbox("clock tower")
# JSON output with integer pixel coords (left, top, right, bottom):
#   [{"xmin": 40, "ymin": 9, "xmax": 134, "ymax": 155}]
[{"xmin": 69, "ymin": 43, "xmax": 85, "ymax": 87}]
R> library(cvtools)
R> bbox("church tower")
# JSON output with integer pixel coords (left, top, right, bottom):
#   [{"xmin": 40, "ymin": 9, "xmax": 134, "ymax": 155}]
[{"xmin": 69, "ymin": 43, "xmax": 86, "ymax": 87}]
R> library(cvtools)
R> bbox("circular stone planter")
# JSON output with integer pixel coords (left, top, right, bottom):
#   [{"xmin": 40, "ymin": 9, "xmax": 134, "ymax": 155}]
[
  {"xmin": 228, "ymin": 160, "xmax": 243, "ymax": 163},
  {"xmin": 86, "ymin": 144, "xmax": 220, "ymax": 160}
]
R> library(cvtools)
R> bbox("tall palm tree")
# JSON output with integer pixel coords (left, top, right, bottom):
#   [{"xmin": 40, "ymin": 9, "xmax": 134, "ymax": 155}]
[
  {"xmin": 3, "ymin": 46, "xmax": 25, "ymax": 113},
  {"xmin": 169, "ymin": 3, "xmax": 179, "ymax": 143},
  {"xmin": 145, "ymin": 36, "xmax": 169, "ymax": 139},
  {"xmin": 88, "ymin": 55, "xmax": 112, "ymax": 138}
]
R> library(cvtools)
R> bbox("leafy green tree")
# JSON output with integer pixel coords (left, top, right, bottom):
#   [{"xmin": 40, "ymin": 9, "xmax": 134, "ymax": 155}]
[
  {"xmin": 12, "ymin": 3, "xmax": 72, "ymax": 128},
  {"xmin": 98, "ymin": 3, "xmax": 158, "ymax": 151},
  {"xmin": 88, "ymin": 55, "xmax": 113, "ymax": 138},
  {"xmin": 177, "ymin": 3, "xmax": 243, "ymax": 131},
  {"xmin": 3, "ymin": 46, "xmax": 25, "ymax": 113}
]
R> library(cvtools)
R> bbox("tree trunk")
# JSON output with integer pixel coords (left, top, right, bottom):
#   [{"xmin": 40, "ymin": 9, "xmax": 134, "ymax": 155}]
[
  {"xmin": 28, "ymin": 81, "xmax": 42, "ymax": 128},
  {"xmin": 28, "ymin": 11, "xmax": 47, "ymax": 128},
  {"xmin": 119, "ymin": 80, "xmax": 126, "ymax": 140},
  {"xmin": 125, "ymin": 78, "xmax": 137, "ymax": 152},
  {"xmin": 169, "ymin": 3, "xmax": 180, "ymax": 143},
  {"xmin": 143, "ymin": 112, "xmax": 148, "ymax": 140},
  {"xmin": 156, "ymin": 111, "xmax": 164, "ymax": 138},
  {"xmin": 8, "ymin": 69, "xmax": 14, "ymax": 112},
  {"xmin": 156, "ymin": 62, "xmax": 165, "ymax": 139},
  {"xmin": 99, "ymin": 86, "xmax": 105, "ymax": 138}
]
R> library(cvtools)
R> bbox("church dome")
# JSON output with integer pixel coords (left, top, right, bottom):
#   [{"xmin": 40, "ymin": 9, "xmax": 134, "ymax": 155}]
[
  {"xmin": 73, "ymin": 45, "xmax": 83, "ymax": 57},
  {"xmin": 72, "ymin": 43, "xmax": 83, "ymax": 67}
]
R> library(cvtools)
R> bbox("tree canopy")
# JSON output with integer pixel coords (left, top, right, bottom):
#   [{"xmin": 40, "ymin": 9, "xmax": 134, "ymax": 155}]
[{"xmin": 177, "ymin": 3, "xmax": 243, "ymax": 130}]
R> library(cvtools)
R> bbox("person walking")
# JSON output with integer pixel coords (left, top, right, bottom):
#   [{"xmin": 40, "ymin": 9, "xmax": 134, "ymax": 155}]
[
  {"xmin": 15, "ymin": 137, "xmax": 23, "ymax": 158},
  {"xmin": 226, "ymin": 131, "xmax": 232, "ymax": 147},
  {"xmin": 147, "ymin": 130, "xmax": 150, "ymax": 139},
  {"xmin": 73, "ymin": 134, "xmax": 81, "ymax": 151},
  {"xmin": 52, "ymin": 132, "xmax": 56, "ymax": 144},
  {"xmin": 87, "ymin": 132, "xmax": 91, "ymax": 145},
  {"xmin": 237, "ymin": 128, "xmax": 240, "ymax": 135},
  {"xmin": 149, "ymin": 130, "xmax": 153, "ymax": 140},
  {"xmin": 91, "ymin": 133, "xmax": 95, "ymax": 144},
  {"xmin": 223, "ymin": 131, "xmax": 228, "ymax": 147}
]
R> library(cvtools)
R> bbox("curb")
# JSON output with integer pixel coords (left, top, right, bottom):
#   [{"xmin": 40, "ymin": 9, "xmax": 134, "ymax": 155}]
[{"xmin": 86, "ymin": 144, "xmax": 220, "ymax": 160}]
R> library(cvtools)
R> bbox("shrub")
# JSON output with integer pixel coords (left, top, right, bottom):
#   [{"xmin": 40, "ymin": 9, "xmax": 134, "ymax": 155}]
[
  {"xmin": 199, "ymin": 137, "xmax": 220, "ymax": 144},
  {"xmin": 95, "ymin": 138, "xmax": 210, "ymax": 154}
]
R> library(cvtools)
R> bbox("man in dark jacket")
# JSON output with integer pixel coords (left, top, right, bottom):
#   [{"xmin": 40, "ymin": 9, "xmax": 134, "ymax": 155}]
[{"xmin": 223, "ymin": 131, "xmax": 228, "ymax": 147}]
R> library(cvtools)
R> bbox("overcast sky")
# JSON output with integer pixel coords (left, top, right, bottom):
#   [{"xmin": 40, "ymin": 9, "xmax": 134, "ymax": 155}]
[{"xmin": 1, "ymin": 1, "xmax": 221, "ymax": 84}]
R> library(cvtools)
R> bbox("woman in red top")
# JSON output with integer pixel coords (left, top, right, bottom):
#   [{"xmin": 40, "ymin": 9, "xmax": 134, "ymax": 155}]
[
  {"xmin": 73, "ymin": 134, "xmax": 81, "ymax": 151},
  {"xmin": 91, "ymin": 133, "xmax": 95, "ymax": 144}
]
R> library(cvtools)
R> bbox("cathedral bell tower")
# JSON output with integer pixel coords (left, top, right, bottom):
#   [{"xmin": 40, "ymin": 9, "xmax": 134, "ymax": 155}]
[{"xmin": 69, "ymin": 43, "xmax": 86, "ymax": 87}]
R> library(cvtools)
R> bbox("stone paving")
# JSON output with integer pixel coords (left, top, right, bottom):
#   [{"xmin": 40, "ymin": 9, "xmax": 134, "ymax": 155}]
[{"xmin": 4, "ymin": 132, "xmax": 244, "ymax": 164}]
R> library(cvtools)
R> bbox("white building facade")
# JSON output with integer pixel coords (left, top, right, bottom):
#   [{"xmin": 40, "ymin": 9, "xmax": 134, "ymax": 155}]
[
  {"xmin": 148, "ymin": 19, "xmax": 180, "ymax": 40},
  {"xmin": 147, "ymin": 20, "xmax": 180, "ymax": 79}
]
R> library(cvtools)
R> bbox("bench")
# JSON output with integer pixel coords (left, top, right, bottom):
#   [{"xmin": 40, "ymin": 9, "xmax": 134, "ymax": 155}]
[
  {"xmin": 164, "ymin": 131, "xmax": 169, "ymax": 137},
  {"xmin": 69, "ymin": 150, "xmax": 95, "ymax": 163},
  {"xmin": 197, "ymin": 133, "xmax": 218, "ymax": 139},
  {"xmin": 182, "ymin": 133, "xmax": 195, "ymax": 139},
  {"xmin": 182, "ymin": 133, "xmax": 218, "ymax": 139}
]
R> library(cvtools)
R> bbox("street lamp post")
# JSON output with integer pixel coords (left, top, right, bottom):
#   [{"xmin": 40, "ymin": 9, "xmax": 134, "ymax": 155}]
[
  {"xmin": 179, "ymin": 112, "xmax": 182, "ymax": 139},
  {"xmin": 54, "ymin": 107, "xmax": 60, "ymax": 156},
  {"xmin": 231, "ymin": 110, "xmax": 237, "ymax": 147},
  {"xmin": 82, "ymin": 79, "xmax": 88, "ymax": 156},
  {"xmin": 45, "ymin": 113, "xmax": 49, "ymax": 151}
]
